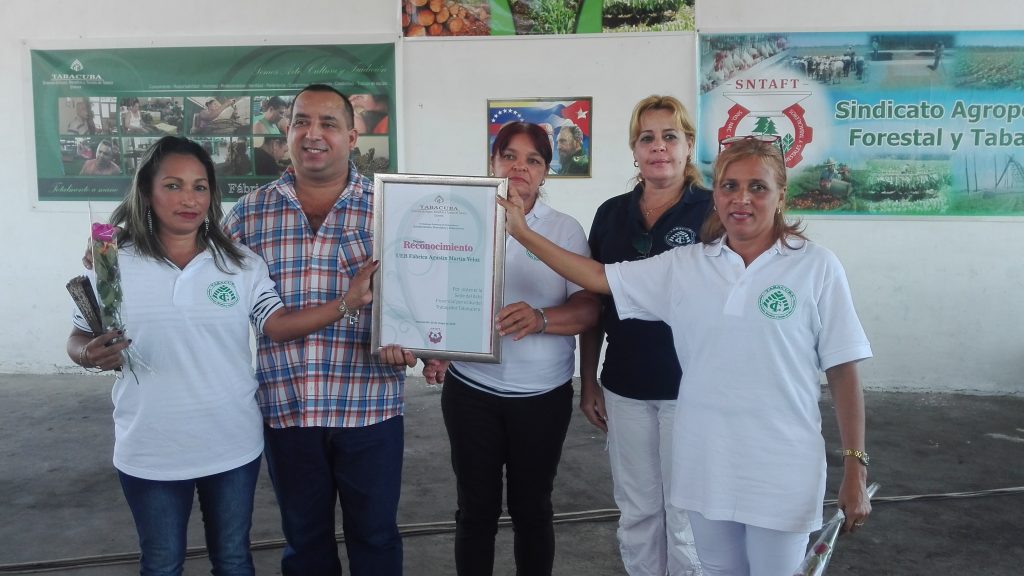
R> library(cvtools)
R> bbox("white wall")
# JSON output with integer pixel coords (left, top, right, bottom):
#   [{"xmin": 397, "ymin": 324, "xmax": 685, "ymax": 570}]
[
  {"xmin": 400, "ymin": 33, "xmax": 697, "ymax": 227},
  {"xmin": 3, "ymin": 0, "xmax": 1023, "ymax": 393}
]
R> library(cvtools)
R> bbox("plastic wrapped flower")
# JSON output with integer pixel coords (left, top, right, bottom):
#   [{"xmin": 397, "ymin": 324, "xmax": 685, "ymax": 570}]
[{"xmin": 91, "ymin": 223, "xmax": 123, "ymax": 332}]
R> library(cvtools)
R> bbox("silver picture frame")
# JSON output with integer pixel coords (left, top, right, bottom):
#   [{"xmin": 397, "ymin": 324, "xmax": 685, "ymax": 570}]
[{"xmin": 371, "ymin": 173, "xmax": 507, "ymax": 363}]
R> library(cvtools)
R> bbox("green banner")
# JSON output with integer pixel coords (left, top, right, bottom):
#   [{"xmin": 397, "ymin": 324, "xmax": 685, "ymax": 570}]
[
  {"xmin": 31, "ymin": 44, "xmax": 396, "ymax": 201},
  {"xmin": 401, "ymin": 0, "xmax": 693, "ymax": 36}
]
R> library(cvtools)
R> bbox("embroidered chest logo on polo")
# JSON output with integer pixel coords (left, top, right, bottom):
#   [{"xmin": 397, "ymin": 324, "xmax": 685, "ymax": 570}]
[
  {"xmin": 526, "ymin": 251, "xmax": 540, "ymax": 261},
  {"xmin": 758, "ymin": 285, "xmax": 796, "ymax": 319},
  {"xmin": 665, "ymin": 226, "xmax": 696, "ymax": 247},
  {"xmin": 207, "ymin": 281, "xmax": 240, "ymax": 308}
]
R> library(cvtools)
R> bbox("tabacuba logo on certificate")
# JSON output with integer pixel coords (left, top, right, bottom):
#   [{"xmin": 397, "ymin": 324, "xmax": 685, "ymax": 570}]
[
  {"xmin": 428, "ymin": 328, "xmax": 443, "ymax": 344},
  {"xmin": 414, "ymin": 195, "xmax": 466, "ymax": 215}
]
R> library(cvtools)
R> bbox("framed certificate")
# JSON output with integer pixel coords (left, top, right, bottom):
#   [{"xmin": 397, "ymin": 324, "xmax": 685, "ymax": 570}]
[{"xmin": 371, "ymin": 173, "xmax": 508, "ymax": 363}]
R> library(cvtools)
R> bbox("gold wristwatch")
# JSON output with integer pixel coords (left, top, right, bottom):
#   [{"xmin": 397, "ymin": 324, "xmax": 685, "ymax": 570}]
[
  {"xmin": 842, "ymin": 449, "xmax": 870, "ymax": 467},
  {"xmin": 337, "ymin": 295, "xmax": 361, "ymax": 325}
]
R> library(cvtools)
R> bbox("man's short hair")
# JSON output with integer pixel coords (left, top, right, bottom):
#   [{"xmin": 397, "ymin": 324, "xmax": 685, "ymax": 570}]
[
  {"xmin": 293, "ymin": 84, "xmax": 355, "ymax": 131},
  {"xmin": 266, "ymin": 96, "xmax": 287, "ymax": 110},
  {"xmin": 561, "ymin": 124, "xmax": 584, "ymax": 144}
]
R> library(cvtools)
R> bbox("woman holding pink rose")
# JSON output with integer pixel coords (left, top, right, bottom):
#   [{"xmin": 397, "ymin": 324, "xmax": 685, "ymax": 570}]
[{"xmin": 66, "ymin": 135, "xmax": 378, "ymax": 576}]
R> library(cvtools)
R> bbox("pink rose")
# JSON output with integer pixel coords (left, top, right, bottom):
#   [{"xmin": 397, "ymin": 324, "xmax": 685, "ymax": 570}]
[{"xmin": 91, "ymin": 223, "xmax": 117, "ymax": 242}]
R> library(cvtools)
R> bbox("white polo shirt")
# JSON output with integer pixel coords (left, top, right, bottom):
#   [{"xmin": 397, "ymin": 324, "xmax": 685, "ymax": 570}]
[
  {"xmin": 73, "ymin": 244, "xmax": 283, "ymax": 481},
  {"xmin": 607, "ymin": 237, "xmax": 872, "ymax": 533},
  {"xmin": 452, "ymin": 201, "xmax": 588, "ymax": 396}
]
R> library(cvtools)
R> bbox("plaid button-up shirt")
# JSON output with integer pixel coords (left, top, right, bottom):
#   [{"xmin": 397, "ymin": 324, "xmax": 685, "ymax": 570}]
[{"xmin": 225, "ymin": 163, "xmax": 404, "ymax": 428}]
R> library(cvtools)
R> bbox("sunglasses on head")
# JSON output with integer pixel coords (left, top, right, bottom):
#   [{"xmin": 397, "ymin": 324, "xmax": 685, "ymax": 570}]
[
  {"xmin": 631, "ymin": 230, "xmax": 653, "ymax": 259},
  {"xmin": 718, "ymin": 134, "xmax": 785, "ymax": 154}
]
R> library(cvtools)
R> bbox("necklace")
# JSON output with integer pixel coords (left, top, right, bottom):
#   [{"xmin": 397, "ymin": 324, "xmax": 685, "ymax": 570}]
[{"xmin": 641, "ymin": 192, "xmax": 682, "ymax": 217}]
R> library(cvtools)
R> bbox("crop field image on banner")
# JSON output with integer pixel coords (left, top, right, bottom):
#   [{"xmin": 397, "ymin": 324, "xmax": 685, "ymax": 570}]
[
  {"xmin": 31, "ymin": 44, "xmax": 395, "ymax": 201},
  {"xmin": 401, "ymin": 0, "xmax": 694, "ymax": 37},
  {"xmin": 698, "ymin": 30, "xmax": 1024, "ymax": 216}
]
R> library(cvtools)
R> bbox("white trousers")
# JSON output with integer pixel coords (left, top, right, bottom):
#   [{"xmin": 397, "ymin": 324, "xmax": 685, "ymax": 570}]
[
  {"xmin": 687, "ymin": 511, "xmax": 809, "ymax": 576},
  {"xmin": 605, "ymin": 389, "xmax": 702, "ymax": 576}
]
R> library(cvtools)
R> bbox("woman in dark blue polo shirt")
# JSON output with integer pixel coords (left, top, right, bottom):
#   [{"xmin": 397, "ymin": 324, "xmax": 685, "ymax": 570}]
[{"xmin": 580, "ymin": 95, "xmax": 712, "ymax": 576}]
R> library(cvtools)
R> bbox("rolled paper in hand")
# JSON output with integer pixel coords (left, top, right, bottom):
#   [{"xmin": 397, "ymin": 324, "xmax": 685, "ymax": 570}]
[{"xmin": 66, "ymin": 275, "xmax": 103, "ymax": 335}]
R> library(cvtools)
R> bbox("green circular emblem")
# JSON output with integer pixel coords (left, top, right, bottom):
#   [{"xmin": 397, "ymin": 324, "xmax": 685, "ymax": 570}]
[
  {"xmin": 758, "ymin": 284, "xmax": 796, "ymax": 319},
  {"xmin": 207, "ymin": 280, "xmax": 239, "ymax": 308}
]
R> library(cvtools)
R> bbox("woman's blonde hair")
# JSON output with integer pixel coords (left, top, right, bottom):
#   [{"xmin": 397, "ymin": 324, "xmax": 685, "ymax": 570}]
[
  {"xmin": 627, "ymin": 95, "xmax": 703, "ymax": 187},
  {"xmin": 700, "ymin": 138, "xmax": 806, "ymax": 245}
]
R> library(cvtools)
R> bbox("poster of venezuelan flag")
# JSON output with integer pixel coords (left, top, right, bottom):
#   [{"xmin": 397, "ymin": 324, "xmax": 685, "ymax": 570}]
[
  {"xmin": 487, "ymin": 97, "xmax": 592, "ymax": 178},
  {"xmin": 698, "ymin": 30, "xmax": 1024, "ymax": 216}
]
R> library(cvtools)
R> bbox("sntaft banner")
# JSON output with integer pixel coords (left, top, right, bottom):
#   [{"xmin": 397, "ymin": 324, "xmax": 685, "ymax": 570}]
[{"xmin": 698, "ymin": 31, "xmax": 1024, "ymax": 216}]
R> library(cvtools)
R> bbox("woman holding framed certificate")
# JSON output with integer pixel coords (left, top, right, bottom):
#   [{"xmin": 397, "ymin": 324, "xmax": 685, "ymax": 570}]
[
  {"xmin": 420, "ymin": 122, "xmax": 600, "ymax": 576},
  {"xmin": 498, "ymin": 137, "xmax": 872, "ymax": 575}
]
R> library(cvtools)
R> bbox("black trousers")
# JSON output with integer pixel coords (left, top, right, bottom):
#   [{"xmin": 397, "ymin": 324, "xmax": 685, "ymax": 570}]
[{"xmin": 441, "ymin": 375, "xmax": 574, "ymax": 576}]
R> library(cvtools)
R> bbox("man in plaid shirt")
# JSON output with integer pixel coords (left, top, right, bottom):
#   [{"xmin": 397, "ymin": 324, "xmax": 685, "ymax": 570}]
[{"xmin": 226, "ymin": 84, "xmax": 414, "ymax": 576}]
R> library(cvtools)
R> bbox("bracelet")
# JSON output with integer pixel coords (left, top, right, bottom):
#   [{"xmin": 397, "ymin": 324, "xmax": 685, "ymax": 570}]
[
  {"xmin": 536, "ymin": 307, "xmax": 548, "ymax": 334},
  {"xmin": 337, "ymin": 294, "xmax": 361, "ymax": 325},
  {"xmin": 842, "ymin": 448, "xmax": 870, "ymax": 467},
  {"xmin": 78, "ymin": 345, "xmax": 92, "ymax": 368},
  {"xmin": 77, "ymin": 345, "xmax": 102, "ymax": 373}
]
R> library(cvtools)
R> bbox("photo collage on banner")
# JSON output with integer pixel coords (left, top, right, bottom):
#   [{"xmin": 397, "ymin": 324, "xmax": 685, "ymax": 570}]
[
  {"xmin": 33, "ymin": 44, "xmax": 396, "ymax": 201},
  {"xmin": 698, "ymin": 30, "xmax": 1024, "ymax": 216},
  {"xmin": 487, "ymin": 98, "xmax": 592, "ymax": 178},
  {"xmin": 402, "ymin": 0, "xmax": 695, "ymax": 36}
]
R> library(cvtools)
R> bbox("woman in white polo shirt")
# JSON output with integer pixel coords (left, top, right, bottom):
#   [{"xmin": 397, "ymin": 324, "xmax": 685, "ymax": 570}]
[
  {"xmin": 66, "ymin": 136, "xmax": 376, "ymax": 576},
  {"xmin": 498, "ymin": 137, "xmax": 872, "ymax": 576},
  {"xmin": 419, "ymin": 122, "xmax": 600, "ymax": 576}
]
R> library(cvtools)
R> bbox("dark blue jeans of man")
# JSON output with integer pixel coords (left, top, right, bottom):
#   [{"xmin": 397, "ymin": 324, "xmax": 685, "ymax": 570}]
[
  {"xmin": 441, "ymin": 377, "xmax": 574, "ymax": 576},
  {"xmin": 263, "ymin": 417, "xmax": 404, "ymax": 576},
  {"xmin": 117, "ymin": 455, "xmax": 261, "ymax": 576}
]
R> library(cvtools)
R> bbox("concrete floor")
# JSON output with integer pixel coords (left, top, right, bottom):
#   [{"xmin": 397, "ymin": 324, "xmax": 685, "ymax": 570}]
[{"xmin": 1, "ymin": 374, "xmax": 1023, "ymax": 575}]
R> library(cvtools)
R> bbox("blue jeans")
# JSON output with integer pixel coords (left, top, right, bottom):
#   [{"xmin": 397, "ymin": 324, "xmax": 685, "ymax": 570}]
[
  {"xmin": 117, "ymin": 456, "xmax": 261, "ymax": 576},
  {"xmin": 263, "ymin": 417, "xmax": 404, "ymax": 576}
]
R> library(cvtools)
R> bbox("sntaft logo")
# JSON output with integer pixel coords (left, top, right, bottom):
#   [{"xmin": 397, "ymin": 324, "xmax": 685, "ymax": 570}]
[
  {"xmin": 208, "ymin": 281, "xmax": 240, "ymax": 308},
  {"xmin": 758, "ymin": 284, "xmax": 796, "ymax": 319}
]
